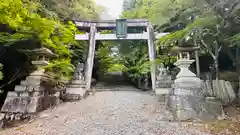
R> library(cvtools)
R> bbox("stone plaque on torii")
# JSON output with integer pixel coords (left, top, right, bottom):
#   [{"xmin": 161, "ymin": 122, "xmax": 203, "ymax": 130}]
[{"xmin": 74, "ymin": 19, "xmax": 168, "ymax": 91}]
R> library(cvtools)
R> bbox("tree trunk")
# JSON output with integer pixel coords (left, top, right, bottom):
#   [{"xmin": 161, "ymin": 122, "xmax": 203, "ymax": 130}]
[
  {"xmin": 236, "ymin": 47, "xmax": 240, "ymax": 73},
  {"xmin": 193, "ymin": 37, "xmax": 200, "ymax": 77},
  {"xmin": 214, "ymin": 58, "xmax": 219, "ymax": 81},
  {"xmin": 137, "ymin": 77, "xmax": 141, "ymax": 88},
  {"xmin": 214, "ymin": 41, "xmax": 220, "ymax": 81},
  {"xmin": 195, "ymin": 50, "xmax": 201, "ymax": 77},
  {"xmin": 236, "ymin": 47, "xmax": 240, "ymax": 101},
  {"xmin": 144, "ymin": 74, "xmax": 149, "ymax": 90}
]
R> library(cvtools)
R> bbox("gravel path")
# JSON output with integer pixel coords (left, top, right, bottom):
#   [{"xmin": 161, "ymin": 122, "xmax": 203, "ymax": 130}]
[{"xmin": 0, "ymin": 91, "xmax": 211, "ymax": 135}]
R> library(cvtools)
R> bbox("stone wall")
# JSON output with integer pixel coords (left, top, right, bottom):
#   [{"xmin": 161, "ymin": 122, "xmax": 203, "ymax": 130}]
[
  {"xmin": 0, "ymin": 71, "xmax": 61, "ymax": 128},
  {"xmin": 0, "ymin": 48, "xmax": 62, "ymax": 128},
  {"xmin": 203, "ymin": 80, "xmax": 236, "ymax": 105}
]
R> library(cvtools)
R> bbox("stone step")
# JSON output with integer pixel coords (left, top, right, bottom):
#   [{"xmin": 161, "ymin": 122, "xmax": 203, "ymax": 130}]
[
  {"xmin": 70, "ymin": 80, "xmax": 86, "ymax": 85},
  {"xmin": 92, "ymin": 85, "xmax": 140, "ymax": 91},
  {"xmin": 7, "ymin": 91, "xmax": 45, "ymax": 97},
  {"xmin": 20, "ymin": 78, "xmax": 41, "ymax": 86},
  {"xmin": 92, "ymin": 89, "xmax": 141, "ymax": 92},
  {"xmin": 1, "ymin": 95, "xmax": 59, "ymax": 114},
  {"xmin": 20, "ymin": 80, "xmax": 27, "ymax": 86},
  {"xmin": 20, "ymin": 80, "xmax": 40, "ymax": 87},
  {"xmin": 14, "ymin": 85, "xmax": 44, "ymax": 92},
  {"xmin": 67, "ymin": 84, "xmax": 86, "ymax": 88}
]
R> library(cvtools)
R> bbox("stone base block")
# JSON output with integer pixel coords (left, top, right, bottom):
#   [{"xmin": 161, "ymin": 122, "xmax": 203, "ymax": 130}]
[
  {"xmin": 70, "ymin": 80, "xmax": 85, "ymax": 85},
  {"xmin": 157, "ymin": 94, "xmax": 168, "ymax": 103},
  {"xmin": 0, "ymin": 96, "xmax": 58, "ymax": 128},
  {"xmin": 64, "ymin": 87, "xmax": 87, "ymax": 101},
  {"xmin": 167, "ymin": 95, "xmax": 223, "ymax": 121},
  {"xmin": 1, "ymin": 96, "xmax": 30, "ymax": 113},
  {"xmin": 67, "ymin": 84, "xmax": 85, "ymax": 88},
  {"xmin": 64, "ymin": 94, "xmax": 82, "ymax": 101},
  {"xmin": 1, "ymin": 95, "xmax": 59, "ymax": 114},
  {"xmin": 7, "ymin": 91, "xmax": 44, "ymax": 98},
  {"xmin": 174, "ymin": 77, "xmax": 203, "ymax": 88},
  {"xmin": 155, "ymin": 88, "xmax": 170, "ymax": 95},
  {"xmin": 156, "ymin": 80, "xmax": 172, "ymax": 88},
  {"xmin": 155, "ymin": 88, "xmax": 171, "ymax": 103}
]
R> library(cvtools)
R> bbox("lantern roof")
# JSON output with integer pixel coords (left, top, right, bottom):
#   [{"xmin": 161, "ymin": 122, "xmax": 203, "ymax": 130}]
[
  {"xmin": 171, "ymin": 46, "xmax": 200, "ymax": 52},
  {"xmin": 22, "ymin": 47, "xmax": 56, "ymax": 57},
  {"xmin": 169, "ymin": 45, "xmax": 200, "ymax": 56}
]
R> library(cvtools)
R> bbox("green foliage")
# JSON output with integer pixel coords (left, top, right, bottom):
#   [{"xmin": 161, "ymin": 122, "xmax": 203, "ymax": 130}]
[
  {"xmin": 39, "ymin": 0, "xmax": 102, "ymax": 20},
  {"xmin": 95, "ymin": 40, "xmax": 157, "ymax": 80},
  {"xmin": 118, "ymin": 42, "xmax": 160, "ymax": 79},
  {"xmin": 119, "ymin": 0, "xmax": 240, "ymax": 83},
  {"xmin": 71, "ymin": 41, "xmax": 88, "ymax": 64},
  {"xmin": 0, "ymin": 63, "xmax": 3, "ymax": 80},
  {"xmin": 0, "ymin": 0, "xmax": 101, "ymax": 83},
  {"xmin": 158, "ymin": 12, "xmax": 220, "ymax": 45},
  {"xmin": 157, "ymin": 0, "xmax": 240, "ymax": 80},
  {"xmin": 121, "ymin": 0, "xmax": 189, "ymax": 79},
  {"xmin": 44, "ymin": 59, "xmax": 74, "ymax": 80},
  {"xmin": 121, "ymin": 0, "xmax": 205, "ymax": 25},
  {"xmin": 108, "ymin": 64, "xmax": 126, "ymax": 72},
  {"xmin": 0, "ymin": 33, "xmax": 32, "ymax": 46},
  {"xmin": 0, "ymin": 0, "xmax": 76, "ymax": 79},
  {"xmin": 229, "ymin": 34, "xmax": 240, "ymax": 47},
  {"xmin": 96, "ymin": 41, "xmax": 120, "ymax": 74}
]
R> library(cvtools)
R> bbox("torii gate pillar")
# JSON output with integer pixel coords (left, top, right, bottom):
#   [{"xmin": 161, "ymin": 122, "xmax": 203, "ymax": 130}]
[
  {"xmin": 147, "ymin": 24, "xmax": 156, "ymax": 91},
  {"xmin": 85, "ymin": 24, "xmax": 97, "ymax": 90}
]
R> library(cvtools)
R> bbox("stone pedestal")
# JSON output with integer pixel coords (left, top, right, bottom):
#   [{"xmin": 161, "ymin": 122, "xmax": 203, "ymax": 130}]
[
  {"xmin": 0, "ymin": 67, "xmax": 59, "ymax": 126},
  {"xmin": 64, "ymin": 62, "xmax": 87, "ymax": 101},
  {"xmin": 166, "ymin": 58, "xmax": 224, "ymax": 121},
  {"xmin": 155, "ymin": 64, "xmax": 172, "ymax": 102},
  {"xmin": 0, "ymin": 48, "xmax": 58, "ymax": 127},
  {"xmin": 155, "ymin": 67, "xmax": 172, "ymax": 102},
  {"xmin": 1, "ymin": 71, "xmax": 57, "ymax": 113},
  {"xmin": 64, "ymin": 80, "xmax": 87, "ymax": 101}
]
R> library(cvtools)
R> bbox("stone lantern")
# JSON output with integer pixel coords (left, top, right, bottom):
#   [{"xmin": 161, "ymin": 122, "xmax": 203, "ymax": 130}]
[
  {"xmin": 165, "ymin": 45, "xmax": 224, "ymax": 121},
  {"xmin": 31, "ymin": 48, "xmax": 53, "ymax": 66},
  {"xmin": 171, "ymin": 45, "xmax": 200, "ymax": 82},
  {"xmin": 30, "ymin": 47, "xmax": 54, "ymax": 76},
  {"xmin": 1, "ymin": 47, "xmax": 59, "ymax": 125}
]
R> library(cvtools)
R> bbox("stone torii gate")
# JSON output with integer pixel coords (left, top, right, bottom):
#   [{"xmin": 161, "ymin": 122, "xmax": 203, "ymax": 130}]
[{"xmin": 74, "ymin": 19, "xmax": 168, "ymax": 91}]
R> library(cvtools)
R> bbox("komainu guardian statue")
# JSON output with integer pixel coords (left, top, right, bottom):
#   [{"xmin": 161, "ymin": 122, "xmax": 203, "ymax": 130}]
[{"xmin": 73, "ymin": 62, "xmax": 84, "ymax": 80}]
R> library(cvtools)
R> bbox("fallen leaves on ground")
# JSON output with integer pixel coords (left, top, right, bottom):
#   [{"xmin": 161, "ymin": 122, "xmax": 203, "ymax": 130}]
[{"xmin": 186, "ymin": 104, "xmax": 240, "ymax": 135}]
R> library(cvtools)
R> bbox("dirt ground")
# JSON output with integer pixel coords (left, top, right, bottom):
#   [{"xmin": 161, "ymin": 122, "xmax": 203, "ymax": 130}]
[
  {"xmin": 0, "ymin": 91, "xmax": 210, "ymax": 135},
  {"xmin": 185, "ymin": 104, "xmax": 240, "ymax": 135}
]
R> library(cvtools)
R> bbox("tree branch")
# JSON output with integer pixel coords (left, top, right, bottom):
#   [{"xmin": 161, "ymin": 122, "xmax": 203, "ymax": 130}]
[
  {"xmin": 218, "ymin": 46, "xmax": 222, "ymax": 53},
  {"xmin": 228, "ymin": 0, "xmax": 240, "ymax": 15},
  {"xmin": 200, "ymin": 38, "xmax": 216, "ymax": 59}
]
